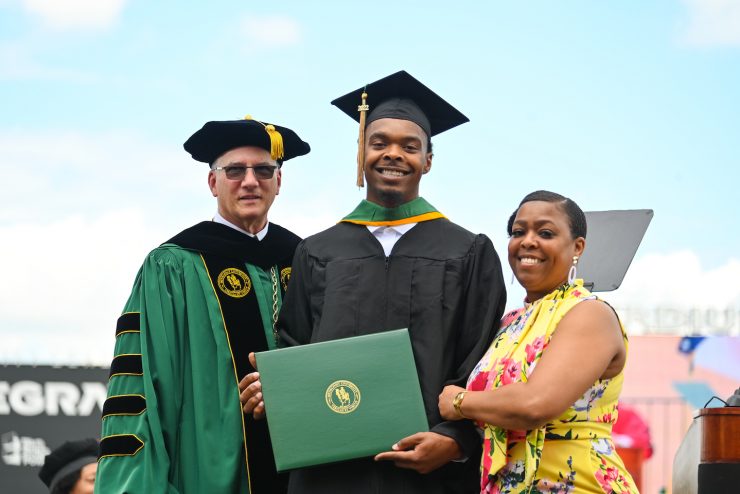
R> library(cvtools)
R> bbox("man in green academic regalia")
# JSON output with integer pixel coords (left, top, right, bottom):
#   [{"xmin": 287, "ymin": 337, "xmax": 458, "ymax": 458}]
[
  {"xmin": 241, "ymin": 71, "xmax": 507, "ymax": 493},
  {"xmin": 95, "ymin": 116, "xmax": 310, "ymax": 493}
]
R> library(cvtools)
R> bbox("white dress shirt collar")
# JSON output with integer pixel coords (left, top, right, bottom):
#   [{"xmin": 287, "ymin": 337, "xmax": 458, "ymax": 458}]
[
  {"xmin": 367, "ymin": 223, "xmax": 417, "ymax": 256},
  {"xmin": 213, "ymin": 211, "xmax": 269, "ymax": 241}
]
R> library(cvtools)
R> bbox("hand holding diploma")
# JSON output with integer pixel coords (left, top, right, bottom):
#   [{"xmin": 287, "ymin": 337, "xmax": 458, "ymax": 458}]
[{"xmin": 238, "ymin": 352, "xmax": 266, "ymax": 419}]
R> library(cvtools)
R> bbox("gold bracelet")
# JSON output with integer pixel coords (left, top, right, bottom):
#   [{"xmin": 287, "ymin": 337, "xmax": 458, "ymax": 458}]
[{"xmin": 452, "ymin": 390, "xmax": 469, "ymax": 419}]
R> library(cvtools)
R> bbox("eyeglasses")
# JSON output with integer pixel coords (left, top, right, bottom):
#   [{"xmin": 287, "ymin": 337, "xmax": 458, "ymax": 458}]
[{"xmin": 213, "ymin": 164, "xmax": 279, "ymax": 181}]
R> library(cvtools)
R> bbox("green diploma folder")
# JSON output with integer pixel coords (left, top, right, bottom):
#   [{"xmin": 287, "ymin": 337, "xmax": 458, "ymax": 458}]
[{"xmin": 254, "ymin": 328, "xmax": 429, "ymax": 471}]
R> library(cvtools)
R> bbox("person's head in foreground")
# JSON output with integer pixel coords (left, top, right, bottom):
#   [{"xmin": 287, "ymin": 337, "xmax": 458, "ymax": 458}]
[{"xmin": 38, "ymin": 438, "xmax": 99, "ymax": 494}]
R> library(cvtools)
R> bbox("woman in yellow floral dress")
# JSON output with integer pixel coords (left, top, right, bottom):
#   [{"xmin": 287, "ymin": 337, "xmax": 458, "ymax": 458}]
[{"xmin": 439, "ymin": 190, "xmax": 638, "ymax": 494}]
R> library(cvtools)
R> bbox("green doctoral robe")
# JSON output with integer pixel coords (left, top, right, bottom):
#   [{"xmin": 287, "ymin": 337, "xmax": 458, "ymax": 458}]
[{"xmin": 96, "ymin": 221, "xmax": 300, "ymax": 494}]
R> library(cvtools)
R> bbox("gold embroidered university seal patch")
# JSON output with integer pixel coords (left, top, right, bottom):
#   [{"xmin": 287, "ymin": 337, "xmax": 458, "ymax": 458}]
[
  {"xmin": 280, "ymin": 267, "xmax": 292, "ymax": 291},
  {"xmin": 217, "ymin": 268, "xmax": 251, "ymax": 298},
  {"xmin": 325, "ymin": 380, "xmax": 361, "ymax": 414}
]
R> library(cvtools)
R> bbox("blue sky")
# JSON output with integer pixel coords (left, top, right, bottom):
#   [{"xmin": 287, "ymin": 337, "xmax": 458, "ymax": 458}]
[{"xmin": 1, "ymin": 1, "xmax": 739, "ymax": 364}]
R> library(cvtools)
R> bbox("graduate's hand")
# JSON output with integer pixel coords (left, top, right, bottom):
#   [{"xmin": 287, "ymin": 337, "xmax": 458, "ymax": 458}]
[
  {"xmin": 238, "ymin": 352, "xmax": 265, "ymax": 419},
  {"xmin": 373, "ymin": 432, "xmax": 461, "ymax": 474},
  {"xmin": 438, "ymin": 385, "xmax": 466, "ymax": 421}
]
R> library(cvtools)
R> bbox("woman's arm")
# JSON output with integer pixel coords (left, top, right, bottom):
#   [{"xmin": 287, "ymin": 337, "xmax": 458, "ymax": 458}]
[{"xmin": 440, "ymin": 300, "xmax": 625, "ymax": 430}]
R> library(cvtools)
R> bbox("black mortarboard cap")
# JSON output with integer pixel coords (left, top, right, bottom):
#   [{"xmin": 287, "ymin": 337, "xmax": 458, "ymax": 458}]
[
  {"xmin": 38, "ymin": 438, "xmax": 99, "ymax": 491},
  {"xmin": 184, "ymin": 116, "xmax": 311, "ymax": 165},
  {"xmin": 332, "ymin": 70, "xmax": 469, "ymax": 137},
  {"xmin": 331, "ymin": 70, "xmax": 469, "ymax": 186}
]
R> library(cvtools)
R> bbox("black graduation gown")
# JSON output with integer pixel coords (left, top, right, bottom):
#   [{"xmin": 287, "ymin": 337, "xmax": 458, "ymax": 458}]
[{"xmin": 278, "ymin": 218, "xmax": 506, "ymax": 494}]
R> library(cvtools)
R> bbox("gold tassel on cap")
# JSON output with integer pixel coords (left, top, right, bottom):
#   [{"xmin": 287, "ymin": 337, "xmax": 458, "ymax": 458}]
[
  {"xmin": 356, "ymin": 90, "xmax": 369, "ymax": 188},
  {"xmin": 242, "ymin": 115, "xmax": 284, "ymax": 161},
  {"xmin": 264, "ymin": 124, "xmax": 284, "ymax": 161}
]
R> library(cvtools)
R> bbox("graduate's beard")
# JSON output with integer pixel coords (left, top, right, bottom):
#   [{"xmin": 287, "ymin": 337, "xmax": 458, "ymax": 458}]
[{"xmin": 374, "ymin": 188, "xmax": 406, "ymax": 208}]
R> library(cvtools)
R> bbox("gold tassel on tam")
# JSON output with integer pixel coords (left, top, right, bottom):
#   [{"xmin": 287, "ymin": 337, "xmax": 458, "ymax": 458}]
[
  {"xmin": 356, "ymin": 90, "xmax": 369, "ymax": 188},
  {"xmin": 243, "ymin": 115, "xmax": 285, "ymax": 161},
  {"xmin": 264, "ymin": 124, "xmax": 284, "ymax": 161}
]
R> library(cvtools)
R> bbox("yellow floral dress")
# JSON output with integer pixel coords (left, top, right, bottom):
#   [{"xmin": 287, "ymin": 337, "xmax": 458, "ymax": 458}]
[{"xmin": 466, "ymin": 281, "xmax": 638, "ymax": 494}]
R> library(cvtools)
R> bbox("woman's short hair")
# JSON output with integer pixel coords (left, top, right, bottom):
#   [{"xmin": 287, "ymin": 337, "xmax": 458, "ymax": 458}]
[{"xmin": 506, "ymin": 190, "xmax": 587, "ymax": 239}]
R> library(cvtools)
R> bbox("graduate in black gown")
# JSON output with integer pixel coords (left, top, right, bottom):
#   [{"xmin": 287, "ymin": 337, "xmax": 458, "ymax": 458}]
[{"xmin": 241, "ymin": 71, "xmax": 507, "ymax": 493}]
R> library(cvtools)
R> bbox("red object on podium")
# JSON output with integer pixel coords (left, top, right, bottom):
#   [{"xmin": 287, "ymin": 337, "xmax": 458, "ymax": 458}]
[{"xmin": 616, "ymin": 447, "xmax": 644, "ymax": 492}]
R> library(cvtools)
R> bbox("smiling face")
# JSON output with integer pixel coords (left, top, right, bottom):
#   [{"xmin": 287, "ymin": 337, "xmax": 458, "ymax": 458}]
[
  {"xmin": 208, "ymin": 146, "xmax": 281, "ymax": 234},
  {"xmin": 508, "ymin": 200, "xmax": 585, "ymax": 302},
  {"xmin": 363, "ymin": 118, "xmax": 432, "ymax": 208}
]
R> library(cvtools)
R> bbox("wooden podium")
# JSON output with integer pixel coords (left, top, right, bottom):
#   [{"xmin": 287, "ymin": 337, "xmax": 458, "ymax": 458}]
[{"xmin": 673, "ymin": 407, "xmax": 740, "ymax": 494}]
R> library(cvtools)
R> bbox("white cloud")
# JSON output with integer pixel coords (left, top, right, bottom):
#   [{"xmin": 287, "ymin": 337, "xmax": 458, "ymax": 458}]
[
  {"xmin": 609, "ymin": 250, "xmax": 740, "ymax": 308},
  {"xmin": 0, "ymin": 1, "xmax": 126, "ymax": 80},
  {"xmin": 681, "ymin": 0, "xmax": 740, "ymax": 46},
  {"xmin": 0, "ymin": 128, "xmax": 204, "ymax": 364},
  {"xmin": 0, "ymin": 211, "xmax": 163, "ymax": 365},
  {"xmin": 240, "ymin": 15, "xmax": 302, "ymax": 49},
  {"xmin": 607, "ymin": 251, "xmax": 740, "ymax": 335},
  {"xmin": 0, "ymin": 129, "xmax": 207, "ymax": 223},
  {"xmin": 21, "ymin": 0, "xmax": 127, "ymax": 31}
]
